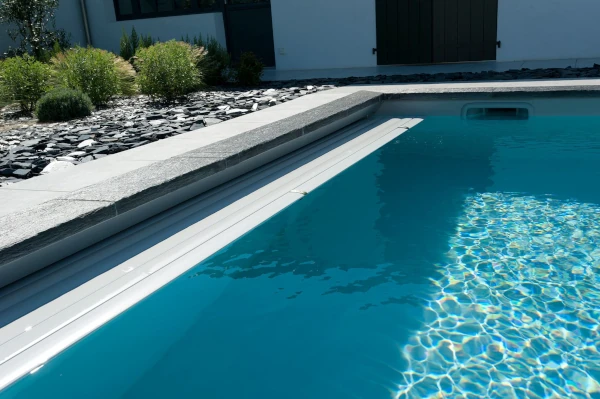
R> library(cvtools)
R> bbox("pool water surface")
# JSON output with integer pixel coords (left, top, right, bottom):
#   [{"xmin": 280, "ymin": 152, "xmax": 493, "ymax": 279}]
[{"xmin": 3, "ymin": 116, "xmax": 600, "ymax": 399}]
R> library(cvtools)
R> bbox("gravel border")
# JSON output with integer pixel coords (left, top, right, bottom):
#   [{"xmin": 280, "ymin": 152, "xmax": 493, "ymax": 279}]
[{"xmin": 3, "ymin": 64, "xmax": 600, "ymax": 186}]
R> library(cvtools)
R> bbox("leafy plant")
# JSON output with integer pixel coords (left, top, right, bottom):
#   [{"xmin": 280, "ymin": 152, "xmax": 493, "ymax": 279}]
[
  {"xmin": 36, "ymin": 38, "xmax": 67, "ymax": 63},
  {"xmin": 52, "ymin": 47, "xmax": 136, "ymax": 105},
  {"xmin": 114, "ymin": 55, "xmax": 137, "ymax": 97},
  {"xmin": 119, "ymin": 28, "xmax": 133, "ymax": 61},
  {"xmin": 196, "ymin": 35, "xmax": 231, "ymax": 86},
  {"xmin": 139, "ymin": 34, "xmax": 154, "ymax": 49},
  {"xmin": 120, "ymin": 26, "xmax": 152, "ymax": 61},
  {"xmin": 135, "ymin": 40, "xmax": 203, "ymax": 101},
  {"xmin": 0, "ymin": 0, "xmax": 70, "ymax": 60},
  {"xmin": 130, "ymin": 27, "xmax": 139, "ymax": 54},
  {"xmin": 0, "ymin": 54, "xmax": 52, "ymax": 112},
  {"xmin": 235, "ymin": 52, "xmax": 263, "ymax": 86},
  {"xmin": 36, "ymin": 87, "xmax": 93, "ymax": 122}
]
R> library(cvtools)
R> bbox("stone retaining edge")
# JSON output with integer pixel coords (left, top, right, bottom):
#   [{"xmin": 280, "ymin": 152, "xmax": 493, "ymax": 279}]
[{"xmin": 0, "ymin": 90, "xmax": 383, "ymax": 287}]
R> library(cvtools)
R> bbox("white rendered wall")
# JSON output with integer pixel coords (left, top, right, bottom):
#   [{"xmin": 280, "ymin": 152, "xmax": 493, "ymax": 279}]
[
  {"xmin": 496, "ymin": 0, "xmax": 600, "ymax": 61},
  {"xmin": 85, "ymin": 1, "xmax": 226, "ymax": 54},
  {"xmin": 270, "ymin": 0, "xmax": 377, "ymax": 70},
  {"xmin": 4, "ymin": 0, "xmax": 600, "ymax": 70}
]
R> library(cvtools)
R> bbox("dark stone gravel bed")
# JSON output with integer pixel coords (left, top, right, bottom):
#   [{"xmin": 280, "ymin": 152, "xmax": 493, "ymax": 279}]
[{"xmin": 1, "ymin": 65, "xmax": 600, "ymax": 187}]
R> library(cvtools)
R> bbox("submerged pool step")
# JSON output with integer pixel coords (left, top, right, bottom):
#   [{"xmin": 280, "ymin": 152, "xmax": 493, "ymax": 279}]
[
  {"xmin": 0, "ymin": 116, "xmax": 422, "ymax": 390},
  {"xmin": 0, "ymin": 117, "xmax": 388, "ymax": 323}
]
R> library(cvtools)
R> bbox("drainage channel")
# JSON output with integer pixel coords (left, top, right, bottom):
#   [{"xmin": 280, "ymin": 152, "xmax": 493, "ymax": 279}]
[{"xmin": 0, "ymin": 116, "xmax": 422, "ymax": 390}]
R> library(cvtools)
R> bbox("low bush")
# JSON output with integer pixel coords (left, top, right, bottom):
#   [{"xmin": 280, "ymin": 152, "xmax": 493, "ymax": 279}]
[
  {"xmin": 121, "ymin": 27, "xmax": 156, "ymax": 61},
  {"xmin": 135, "ymin": 41, "xmax": 203, "ymax": 101},
  {"xmin": 114, "ymin": 56, "xmax": 138, "ymax": 97},
  {"xmin": 235, "ymin": 52, "xmax": 264, "ymax": 86},
  {"xmin": 181, "ymin": 34, "xmax": 231, "ymax": 85},
  {"xmin": 36, "ymin": 88, "xmax": 93, "ymax": 122},
  {"xmin": 0, "ymin": 55, "xmax": 52, "ymax": 112},
  {"xmin": 119, "ymin": 28, "xmax": 133, "ymax": 61},
  {"xmin": 52, "ymin": 47, "xmax": 136, "ymax": 105},
  {"xmin": 197, "ymin": 35, "xmax": 231, "ymax": 86},
  {"xmin": 139, "ymin": 33, "xmax": 155, "ymax": 49}
]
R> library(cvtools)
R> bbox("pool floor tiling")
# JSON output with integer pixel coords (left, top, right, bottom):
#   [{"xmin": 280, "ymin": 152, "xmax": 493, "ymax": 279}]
[{"xmin": 3, "ymin": 116, "xmax": 600, "ymax": 399}]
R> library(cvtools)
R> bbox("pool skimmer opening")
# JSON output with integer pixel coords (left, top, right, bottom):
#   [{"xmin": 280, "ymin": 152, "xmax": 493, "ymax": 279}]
[{"xmin": 462, "ymin": 102, "xmax": 533, "ymax": 120}]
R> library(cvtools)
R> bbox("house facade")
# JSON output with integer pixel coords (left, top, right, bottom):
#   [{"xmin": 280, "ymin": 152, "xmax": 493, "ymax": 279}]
[{"xmin": 1, "ymin": 0, "xmax": 600, "ymax": 71}]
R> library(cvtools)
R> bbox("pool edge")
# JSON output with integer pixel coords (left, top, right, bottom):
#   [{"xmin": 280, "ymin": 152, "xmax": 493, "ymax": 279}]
[{"xmin": 0, "ymin": 91, "xmax": 383, "ymax": 288}]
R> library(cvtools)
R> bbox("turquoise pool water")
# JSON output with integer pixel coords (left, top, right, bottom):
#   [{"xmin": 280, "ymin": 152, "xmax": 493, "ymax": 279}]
[{"xmin": 4, "ymin": 116, "xmax": 600, "ymax": 399}]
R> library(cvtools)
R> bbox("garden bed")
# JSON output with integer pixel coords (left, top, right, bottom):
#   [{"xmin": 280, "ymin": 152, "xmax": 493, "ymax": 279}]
[{"xmin": 0, "ymin": 84, "xmax": 333, "ymax": 186}]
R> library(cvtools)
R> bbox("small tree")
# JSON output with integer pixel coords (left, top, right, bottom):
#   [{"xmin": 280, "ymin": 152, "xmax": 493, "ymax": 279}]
[
  {"xmin": 0, "ymin": 0, "xmax": 69, "ymax": 59},
  {"xmin": 130, "ymin": 26, "xmax": 139, "ymax": 54},
  {"xmin": 0, "ymin": 54, "xmax": 52, "ymax": 112},
  {"xmin": 119, "ymin": 28, "xmax": 133, "ymax": 61}
]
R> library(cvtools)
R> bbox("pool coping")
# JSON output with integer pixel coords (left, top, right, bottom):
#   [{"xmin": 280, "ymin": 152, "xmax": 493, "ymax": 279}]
[
  {"xmin": 2, "ymin": 78, "xmax": 600, "ymax": 287},
  {"xmin": 0, "ymin": 90, "xmax": 382, "ymax": 287}
]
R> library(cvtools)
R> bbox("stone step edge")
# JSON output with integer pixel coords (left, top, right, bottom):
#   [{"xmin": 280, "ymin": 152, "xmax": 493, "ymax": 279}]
[{"xmin": 0, "ymin": 90, "xmax": 383, "ymax": 288}]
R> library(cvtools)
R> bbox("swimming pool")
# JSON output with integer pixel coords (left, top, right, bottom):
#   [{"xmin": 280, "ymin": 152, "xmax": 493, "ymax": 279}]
[{"xmin": 3, "ymin": 115, "xmax": 600, "ymax": 398}]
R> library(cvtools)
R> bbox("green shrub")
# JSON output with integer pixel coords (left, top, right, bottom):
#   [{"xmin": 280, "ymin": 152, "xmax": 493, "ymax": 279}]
[
  {"xmin": 197, "ymin": 35, "xmax": 231, "ymax": 86},
  {"xmin": 135, "ymin": 41, "xmax": 203, "ymax": 101},
  {"xmin": 235, "ymin": 52, "xmax": 264, "ymax": 86},
  {"xmin": 130, "ymin": 27, "xmax": 139, "ymax": 54},
  {"xmin": 139, "ymin": 34, "xmax": 154, "ymax": 49},
  {"xmin": 119, "ymin": 28, "xmax": 133, "ymax": 61},
  {"xmin": 36, "ymin": 87, "xmax": 93, "ymax": 122},
  {"xmin": 120, "ymin": 27, "xmax": 152, "ymax": 62},
  {"xmin": 181, "ymin": 34, "xmax": 231, "ymax": 85},
  {"xmin": 115, "ymin": 56, "xmax": 138, "ymax": 97},
  {"xmin": 52, "ymin": 47, "xmax": 136, "ymax": 105},
  {"xmin": 0, "ymin": 54, "xmax": 52, "ymax": 112}
]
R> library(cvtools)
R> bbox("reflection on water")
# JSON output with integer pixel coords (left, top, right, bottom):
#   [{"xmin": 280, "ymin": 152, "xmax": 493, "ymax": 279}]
[
  {"xmin": 399, "ymin": 193, "xmax": 600, "ymax": 399},
  {"xmin": 4, "ymin": 117, "xmax": 600, "ymax": 399}
]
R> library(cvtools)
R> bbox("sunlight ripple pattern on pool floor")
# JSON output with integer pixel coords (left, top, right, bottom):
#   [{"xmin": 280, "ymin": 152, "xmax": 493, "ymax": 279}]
[{"xmin": 398, "ymin": 192, "xmax": 600, "ymax": 399}]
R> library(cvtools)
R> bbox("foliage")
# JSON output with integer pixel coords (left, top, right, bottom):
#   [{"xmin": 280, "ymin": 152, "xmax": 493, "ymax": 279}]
[
  {"xmin": 119, "ymin": 28, "xmax": 133, "ymax": 61},
  {"xmin": 36, "ymin": 87, "xmax": 93, "ymax": 122},
  {"xmin": 0, "ymin": 54, "xmax": 52, "ymax": 112},
  {"xmin": 195, "ymin": 34, "xmax": 231, "ymax": 86},
  {"xmin": 235, "ymin": 52, "xmax": 263, "ymax": 86},
  {"xmin": 35, "ymin": 38, "xmax": 67, "ymax": 63},
  {"xmin": 0, "ymin": 0, "xmax": 70, "ymax": 60},
  {"xmin": 139, "ymin": 33, "xmax": 154, "ymax": 49},
  {"xmin": 114, "ymin": 56, "xmax": 137, "ymax": 97},
  {"xmin": 135, "ymin": 40, "xmax": 203, "ymax": 101},
  {"xmin": 52, "ymin": 47, "xmax": 136, "ymax": 105},
  {"xmin": 120, "ymin": 27, "xmax": 155, "ymax": 61},
  {"xmin": 130, "ymin": 27, "xmax": 139, "ymax": 54}
]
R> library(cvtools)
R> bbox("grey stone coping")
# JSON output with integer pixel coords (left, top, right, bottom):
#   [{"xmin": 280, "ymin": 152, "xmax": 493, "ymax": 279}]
[
  {"xmin": 0, "ymin": 90, "xmax": 383, "ymax": 272},
  {"xmin": 331, "ymin": 79, "xmax": 600, "ymax": 99},
  {"xmin": 384, "ymin": 85, "xmax": 600, "ymax": 99},
  {"xmin": 0, "ymin": 200, "xmax": 116, "ymax": 266}
]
